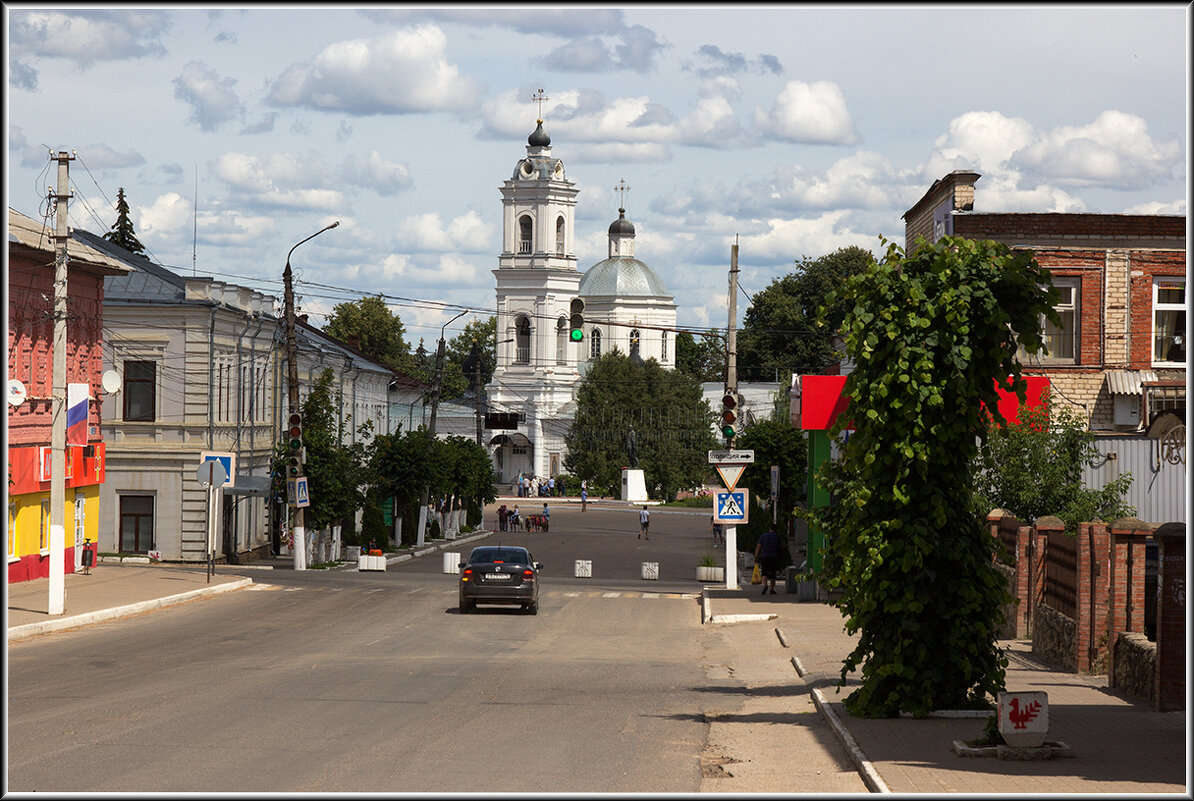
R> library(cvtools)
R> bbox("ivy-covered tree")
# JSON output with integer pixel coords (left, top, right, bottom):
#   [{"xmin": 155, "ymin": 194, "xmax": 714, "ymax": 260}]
[
  {"xmin": 565, "ymin": 351, "xmax": 716, "ymax": 501},
  {"xmin": 102, "ymin": 187, "xmax": 146, "ymax": 255},
  {"xmin": 812, "ymin": 235, "xmax": 1060, "ymax": 718},
  {"xmin": 738, "ymin": 246, "xmax": 873, "ymax": 381},
  {"xmin": 324, "ymin": 295, "xmax": 411, "ymax": 372},
  {"xmin": 974, "ymin": 391, "xmax": 1135, "ymax": 532}
]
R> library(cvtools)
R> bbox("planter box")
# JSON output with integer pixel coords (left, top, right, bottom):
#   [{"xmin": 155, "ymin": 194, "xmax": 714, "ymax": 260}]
[
  {"xmin": 641, "ymin": 561, "xmax": 659, "ymax": 580},
  {"xmin": 358, "ymin": 555, "xmax": 387, "ymax": 572},
  {"xmin": 575, "ymin": 559, "xmax": 592, "ymax": 578},
  {"xmin": 697, "ymin": 566, "xmax": 725, "ymax": 582}
]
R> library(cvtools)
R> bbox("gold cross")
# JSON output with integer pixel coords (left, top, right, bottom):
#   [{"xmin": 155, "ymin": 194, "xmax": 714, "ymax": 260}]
[
  {"xmin": 532, "ymin": 89, "xmax": 549, "ymax": 122},
  {"xmin": 614, "ymin": 179, "xmax": 631, "ymax": 210}
]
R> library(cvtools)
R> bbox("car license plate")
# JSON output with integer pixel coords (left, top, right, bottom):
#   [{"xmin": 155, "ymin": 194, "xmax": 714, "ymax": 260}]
[{"xmin": 485, "ymin": 573, "xmax": 511, "ymax": 580}]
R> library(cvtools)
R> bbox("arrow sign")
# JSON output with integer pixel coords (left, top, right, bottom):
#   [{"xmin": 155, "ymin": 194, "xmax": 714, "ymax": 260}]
[
  {"xmin": 708, "ymin": 449, "xmax": 754, "ymax": 465},
  {"xmin": 715, "ymin": 463, "xmax": 746, "ymax": 491},
  {"xmin": 713, "ymin": 488, "xmax": 748, "ymax": 524}
]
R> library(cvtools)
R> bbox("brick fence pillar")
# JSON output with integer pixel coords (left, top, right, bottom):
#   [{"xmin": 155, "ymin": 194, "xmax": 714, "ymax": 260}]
[
  {"xmin": 1075, "ymin": 521, "xmax": 1110, "ymax": 672},
  {"xmin": 1016, "ymin": 523, "xmax": 1033, "ymax": 637},
  {"xmin": 1033, "ymin": 515, "xmax": 1063, "ymax": 634},
  {"xmin": 1153, "ymin": 522, "xmax": 1185, "ymax": 712},
  {"xmin": 1107, "ymin": 517, "xmax": 1152, "ymax": 690}
]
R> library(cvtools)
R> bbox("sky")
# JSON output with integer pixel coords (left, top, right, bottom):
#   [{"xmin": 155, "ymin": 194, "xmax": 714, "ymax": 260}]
[{"xmin": 5, "ymin": 4, "xmax": 1188, "ymax": 350}]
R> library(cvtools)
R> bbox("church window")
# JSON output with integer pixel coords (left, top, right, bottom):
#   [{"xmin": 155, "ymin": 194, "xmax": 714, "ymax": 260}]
[
  {"xmin": 661, "ymin": 331, "xmax": 668, "ymax": 362},
  {"xmin": 629, "ymin": 329, "xmax": 641, "ymax": 358},
  {"xmin": 556, "ymin": 316, "xmax": 568, "ymax": 365},
  {"xmin": 519, "ymin": 216, "xmax": 533, "ymax": 254},
  {"xmin": 555, "ymin": 216, "xmax": 565, "ymax": 254},
  {"xmin": 515, "ymin": 316, "xmax": 531, "ymax": 365},
  {"xmin": 590, "ymin": 329, "xmax": 602, "ymax": 359}
]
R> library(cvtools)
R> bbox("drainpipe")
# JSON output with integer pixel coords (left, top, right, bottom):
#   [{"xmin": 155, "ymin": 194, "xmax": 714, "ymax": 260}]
[{"xmin": 208, "ymin": 304, "xmax": 217, "ymax": 449}]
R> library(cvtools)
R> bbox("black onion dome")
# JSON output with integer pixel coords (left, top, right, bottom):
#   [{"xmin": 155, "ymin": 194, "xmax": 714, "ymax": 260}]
[
  {"xmin": 528, "ymin": 120, "xmax": 551, "ymax": 147},
  {"xmin": 608, "ymin": 208, "xmax": 635, "ymax": 236}
]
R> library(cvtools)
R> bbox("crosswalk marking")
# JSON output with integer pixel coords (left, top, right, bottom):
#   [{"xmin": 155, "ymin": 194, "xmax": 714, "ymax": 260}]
[{"xmin": 243, "ymin": 584, "xmax": 697, "ymax": 601}]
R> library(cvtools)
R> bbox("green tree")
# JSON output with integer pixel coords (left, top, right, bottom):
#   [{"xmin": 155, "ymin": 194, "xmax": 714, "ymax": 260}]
[
  {"xmin": 324, "ymin": 295, "xmax": 411, "ymax": 372},
  {"xmin": 565, "ymin": 351, "xmax": 716, "ymax": 501},
  {"xmin": 675, "ymin": 329, "xmax": 725, "ymax": 383},
  {"xmin": 738, "ymin": 246, "xmax": 874, "ymax": 381},
  {"xmin": 735, "ymin": 415, "xmax": 807, "ymax": 548},
  {"xmin": 974, "ymin": 392, "xmax": 1134, "ymax": 533},
  {"xmin": 812, "ymin": 235, "xmax": 1060, "ymax": 718},
  {"xmin": 442, "ymin": 315, "xmax": 497, "ymax": 401},
  {"xmin": 102, "ymin": 187, "xmax": 146, "ymax": 255}
]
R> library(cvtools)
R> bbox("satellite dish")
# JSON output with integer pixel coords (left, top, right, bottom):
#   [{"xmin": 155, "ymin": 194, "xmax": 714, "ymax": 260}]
[
  {"xmin": 102, "ymin": 369, "xmax": 121, "ymax": 394},
  {"xmin": 8, "ymin": 379, "xmax": 27, "ymax": 406}
]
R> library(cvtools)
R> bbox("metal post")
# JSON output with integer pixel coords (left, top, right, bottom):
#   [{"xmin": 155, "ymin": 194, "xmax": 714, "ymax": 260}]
[
  {"xmin": 48, "ymin": 150, "xmax": 74, "ymax": 615},
  {"xmin": 418, "ymin": 309, "xmax": 468, "ymax": 546},
  {"xmin": 724, "ymin": 239, "xmax": 740, "ymax": 588},
  {"xmin": 283, "ymin": 222, "xmax": 339, "ymax": 571}
]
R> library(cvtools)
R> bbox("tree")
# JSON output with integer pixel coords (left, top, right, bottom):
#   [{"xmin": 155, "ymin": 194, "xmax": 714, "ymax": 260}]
[
  {"xmin": 734, "ymin": 415, "xmax": 808, "ymax": 549},
  {"xmin": 443, "ymin": 315, "xmax": 497, "ymax": 401},
  {"xmin": 811, "ymin": 235, "xmax": 1061, "ymax": 718},
  {"xmin": 102, "ymin": 187, "xmax": 146, "ymax": 255},
  {"xmin": 675, "ymin": 329, "xmax": 725, "ymax": 383},
  {"xmin": 324, "ymin": 295, "xmax": 411, "ymax": 372},
  {"xmin": 974, "ymin": 391, "xmax": 1135, "ymax": 533},
  {"xmin": 565, "ymin": 351, "xmax": 716, "ymax": 501},
  {"xmin": 738, "ymin": 246, "xmax": 874, "ymax": 381}
]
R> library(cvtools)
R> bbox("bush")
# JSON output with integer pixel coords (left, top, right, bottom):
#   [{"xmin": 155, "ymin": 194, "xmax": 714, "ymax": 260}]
[{"xmin": 359, "ymin": 495, "xmax": 387, "ymax": 547}]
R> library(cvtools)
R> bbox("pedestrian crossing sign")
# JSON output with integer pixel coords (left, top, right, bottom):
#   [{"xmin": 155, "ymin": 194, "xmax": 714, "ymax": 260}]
[
  {"xmin": 293, "ymin": 476, "xmax": 310, "ymax": 508},
  {"xmin": 714, "ymin": 488, "xmax": 748, "ymax": 524}
]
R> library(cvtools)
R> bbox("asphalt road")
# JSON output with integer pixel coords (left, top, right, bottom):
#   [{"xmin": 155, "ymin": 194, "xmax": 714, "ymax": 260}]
[{"xmin": 8, "ymin": 504, "xmax": 746, "ymax": 793}]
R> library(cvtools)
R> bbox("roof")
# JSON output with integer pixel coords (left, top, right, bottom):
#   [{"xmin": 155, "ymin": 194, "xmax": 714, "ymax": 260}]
[
  {"xmin": 7, "ymin": 208, "xmax": 133, "ymax": 276},
  {"xmin": 579, "ymin": 257, "xmax": 672, "ymax": 298},
  {"xmin": 1105, "ymin": 370, "xmax": 1159, "ymax": 395}
]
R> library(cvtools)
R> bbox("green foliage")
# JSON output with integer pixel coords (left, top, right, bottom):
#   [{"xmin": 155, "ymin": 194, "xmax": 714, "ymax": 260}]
[
  {"xmin": 974, "ymin": 392, "xmax": 1135, "ymax": 531},
  {"xmin": 297, "ymin": 369, "xmax": 369, "ymax": 533},
  {"xmin": 324, "ymin": 295, "xmax": 411, "ymax": 372},
  {"xmin": 565, "ymin": 351, "xmax": 716, "ymax": 501},
  {"xmin": 367, "ymin": 429, "xmax": 496, "ymax": 523},
  {"xmin": 736, "ymin": 415, "xmax": 807, "ymax": 538},
  {"xmin": 738, "ymin": 246, "xmax": 874, "ymax": 381},
  {"xmin": 811, "ymin": 236, "xmax": 1061, "ymax": 718},
  {"xmin": 102, "ymin": 188, "xmax": 146, "ymax": 255},
  {"xmin": 444, "ymin": 316, "xmax": 497, "ymax": 401},
  {"xmin": 675, "ymin": 329, "xmax": 725, "ymax": 383},
  {"xmin": 358, "ymin": 490, "xmax": 389, "ymax": 547}
]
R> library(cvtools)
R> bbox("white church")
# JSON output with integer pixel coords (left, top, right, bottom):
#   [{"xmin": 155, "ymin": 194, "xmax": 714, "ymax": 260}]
[{"xmin": 485, "ymin": 116, "xmax": 677, "ymax": 484}]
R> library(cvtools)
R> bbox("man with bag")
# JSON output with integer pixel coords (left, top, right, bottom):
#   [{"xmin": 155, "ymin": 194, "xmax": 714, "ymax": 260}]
[{"xmin": 754, "ymin": 524, "xmax": 782, "ymax": 595}]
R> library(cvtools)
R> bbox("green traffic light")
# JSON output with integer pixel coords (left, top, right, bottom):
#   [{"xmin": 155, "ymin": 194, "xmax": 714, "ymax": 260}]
[
  {"xmin": 570, "ymin": 328, "xmax": 584, "ymax": 342},
  {"xmin": 721, "ymin": 425, "xmax": 736, "ymax": 438}
]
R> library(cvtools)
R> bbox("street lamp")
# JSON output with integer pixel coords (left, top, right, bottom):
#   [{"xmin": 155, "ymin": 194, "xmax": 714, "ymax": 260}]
[{"xmin": 283, "ymin": 221, "xmax": 339, "ymax": 571}]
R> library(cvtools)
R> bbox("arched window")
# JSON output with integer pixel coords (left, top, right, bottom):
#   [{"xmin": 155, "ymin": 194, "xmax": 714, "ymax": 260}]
[
  {"xmin": 629, "ymin": 328, "xmax": 641, "ymax": 358},
  {"xmin": 515, "ymin": 316, "xmax": 531, "ymax": 364},
  {"xmin": 556, "ymin": 316, "xmax": 568, "ymax": 364},
  {"xmin": 555, "ymin": 216, "xmax": 565, "ymax": 253},
  {"xmin": 661, "ymin": 331, "xmax": 669, "ymax": 363},
  {"xmin": 590, "ymin": 328, "xmax": 602, "ymax": 359},
  {"xmin": 519, "ymin": 216, "xmax": 533, "ymax": 254}
]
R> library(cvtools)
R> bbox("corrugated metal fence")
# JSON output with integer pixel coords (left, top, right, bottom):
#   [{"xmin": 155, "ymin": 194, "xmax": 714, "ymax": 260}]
[{"xmin": 1082, "ymin": 434, "xmax": 1186, "ymax": 526}]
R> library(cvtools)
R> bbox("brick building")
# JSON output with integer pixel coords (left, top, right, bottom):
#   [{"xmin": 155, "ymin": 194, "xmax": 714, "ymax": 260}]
[{"xmin": 903, "ymin": 171, "xmax": 1186, "ymax": 431}]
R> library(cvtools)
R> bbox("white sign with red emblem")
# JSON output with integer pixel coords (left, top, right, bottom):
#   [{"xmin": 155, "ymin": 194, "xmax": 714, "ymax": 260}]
[{"xmin": 997, "ymin": 691, "xmax": 1049, "ymax": 748}]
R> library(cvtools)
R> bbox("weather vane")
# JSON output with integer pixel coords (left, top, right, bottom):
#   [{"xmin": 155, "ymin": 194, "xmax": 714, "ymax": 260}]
[
  {"xmin": 532, "ymin": 88, "xmax": 549, "ymax": 122},
  {"xmin": 614, "ymin": 178, "xmax": 630, "ymax": 211}
]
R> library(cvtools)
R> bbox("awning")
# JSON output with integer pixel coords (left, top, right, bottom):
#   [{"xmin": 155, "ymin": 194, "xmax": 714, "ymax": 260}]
[
  {"xmin": 226, "ymin": 475, "xmax": 271, "ymax": 496},
  {"xmin": 1105, "ymin": 370, "xmax": 1158, "ymax": 395}
]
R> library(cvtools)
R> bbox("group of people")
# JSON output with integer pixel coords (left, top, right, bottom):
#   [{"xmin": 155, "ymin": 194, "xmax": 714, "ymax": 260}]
[
  {"xmin": 516, "ymin": 474, "xmax": 566, "ymax": 498},
  {"xmin": 496, "ymin": 502, "xmax": 550, "ymax": 533}
]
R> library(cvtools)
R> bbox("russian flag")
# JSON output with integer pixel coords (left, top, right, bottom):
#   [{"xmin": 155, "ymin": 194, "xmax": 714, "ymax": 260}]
[{"xmin": 67, "ymin": 383, "xmax": 89, "ymax": 446}]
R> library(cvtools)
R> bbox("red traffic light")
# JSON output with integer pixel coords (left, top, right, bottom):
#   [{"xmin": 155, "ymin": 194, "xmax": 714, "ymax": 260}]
[{"xmin": 722, "ymin": 393, "xmax": 737, "ymax": 409}]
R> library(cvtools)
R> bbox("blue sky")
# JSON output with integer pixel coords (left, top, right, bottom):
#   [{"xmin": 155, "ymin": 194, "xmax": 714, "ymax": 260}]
[{"xmin": 5, "ymin": 5, "xmax": 1188, "ymax": 348}]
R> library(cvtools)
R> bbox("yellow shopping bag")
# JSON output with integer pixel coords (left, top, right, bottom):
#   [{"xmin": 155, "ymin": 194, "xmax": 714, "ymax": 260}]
[{"xmin": 751, "ymin": 563, "xmax": 762, "ymax": 585}]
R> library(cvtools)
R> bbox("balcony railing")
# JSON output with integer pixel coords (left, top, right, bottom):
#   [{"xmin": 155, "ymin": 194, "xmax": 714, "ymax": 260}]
[
  {"xmin": 519, "ymin": 240, "xmax": 532, "ymax": 254},
  {"xmin": 515, "ymin": 347, "xmax": 530, "ymax": 364}
]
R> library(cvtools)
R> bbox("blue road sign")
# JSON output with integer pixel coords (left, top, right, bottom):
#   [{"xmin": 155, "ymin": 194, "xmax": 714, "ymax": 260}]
[
  {"xmin": 295, "ymin": 476, "xmax": 310, "ymax": 509},
  {"xmin": 714, "ymin": 488, "xmax": 748, "ymax": 524}
]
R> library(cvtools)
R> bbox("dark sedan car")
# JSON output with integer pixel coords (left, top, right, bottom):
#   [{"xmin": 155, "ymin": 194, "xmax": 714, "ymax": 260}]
[{"xmin": 458, "ymin": 546, "xmax": 543, "ymax": 615}]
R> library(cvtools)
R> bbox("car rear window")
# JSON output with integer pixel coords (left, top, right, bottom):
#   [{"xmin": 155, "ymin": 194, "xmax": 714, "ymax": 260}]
[{"xmin": 470, "ymin": 548, "xmax": 529, "ymax": 564}]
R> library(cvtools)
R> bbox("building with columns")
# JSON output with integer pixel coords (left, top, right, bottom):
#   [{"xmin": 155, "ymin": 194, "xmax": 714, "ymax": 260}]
[{"xmin": 486, "ymin": 119, "xmax": 677, "ymax": 483}]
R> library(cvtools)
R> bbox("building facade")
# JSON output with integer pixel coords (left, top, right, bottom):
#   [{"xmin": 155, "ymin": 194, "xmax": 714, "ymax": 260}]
[{"xmin": 7, "ymin": 208, "xmax": 131, "ymax": 583}]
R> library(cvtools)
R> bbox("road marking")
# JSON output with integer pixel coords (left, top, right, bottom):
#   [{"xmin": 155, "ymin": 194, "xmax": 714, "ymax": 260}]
[{"xmin": 602, "ymin": 592, "xmax": 621, "ymax": 598}]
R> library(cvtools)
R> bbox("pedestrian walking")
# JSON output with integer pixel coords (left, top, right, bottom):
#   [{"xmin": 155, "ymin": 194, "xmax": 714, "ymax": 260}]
[
  {"xmin": 580, "ymin": 487, "xmax": 588, "ymax": 512},
  {"xmin": 498, "ymin": 504, "xmax": 508, "ymax": 532},
  {"xmin": 754, "ymin": 524, "xmax": 782, "ymax": 595},
  {"xmin": 710, "ymin": 515, "xmax": 724, "ymax": 545},
  {"xmin": 541, "ymin": 502, "xmax": 550, "ymax": 533},
  {"xmin": 638, "ymin": 505, "xmax": 650, "ymax": 539}
]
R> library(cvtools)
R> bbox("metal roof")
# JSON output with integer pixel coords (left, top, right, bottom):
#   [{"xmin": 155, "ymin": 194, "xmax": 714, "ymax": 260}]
[
  {"xmin": 1105, "ymin": 370, "xmax": 1159, "ymax": 395},
  {"xmin": 578, "ymin": 257, "xmax": 671, "ymax": 298}
]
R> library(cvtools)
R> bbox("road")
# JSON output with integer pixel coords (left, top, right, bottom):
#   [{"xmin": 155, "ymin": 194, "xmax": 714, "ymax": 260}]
[{"xmin": 7, "ymin": 503, "xmax": 864, "ymax": 792}]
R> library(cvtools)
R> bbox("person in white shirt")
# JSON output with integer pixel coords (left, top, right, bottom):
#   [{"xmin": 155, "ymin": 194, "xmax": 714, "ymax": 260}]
[{"xmin": 638, "ymin": 506, "xmax": 650, "ymax": 540}]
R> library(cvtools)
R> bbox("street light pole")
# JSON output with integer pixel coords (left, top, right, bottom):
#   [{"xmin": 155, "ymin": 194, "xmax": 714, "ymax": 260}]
[
  {"xmin": 417, "ymin": 309, "xmax": 467, "ymax": 546},
  {"xmin": 284, "ymin": 221, "xmax": 339, "ymax": 570}
]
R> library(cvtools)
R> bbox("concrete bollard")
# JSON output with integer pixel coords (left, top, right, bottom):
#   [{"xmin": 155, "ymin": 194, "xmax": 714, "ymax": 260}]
[
  {"xmin": 443, "ymin": 552, "xmax": 461, "ymax": 574},
  {"xmin": 575, "ymin": 559, "xmax": 592, "ymax": 578},
  {"xmin": 641, "ymin": 561, "xmax": 659, "ymax": 580}
]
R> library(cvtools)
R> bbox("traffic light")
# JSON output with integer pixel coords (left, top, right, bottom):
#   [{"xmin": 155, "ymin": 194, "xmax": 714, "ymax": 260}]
[
  {"xmin": 720, "ymin": 392, "xmax": 739, "ymax": 441},
  {"xmin": 286, "ymin": 412, "xmax": 302, "ymax": 476},
  {"xmin": 569, "ymin": 298, "xmax": 585, "ymax": 342}
]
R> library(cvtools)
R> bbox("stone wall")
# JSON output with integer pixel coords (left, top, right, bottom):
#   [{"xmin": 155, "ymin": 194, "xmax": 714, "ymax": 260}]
[
  {"xmin": 1031, "ymin": 603, "xmax": 1076, "ymax": 673},
  {"xmin": 1111, "ymin": 632, "xmax": 1156, "ymax": 706},
  {"xmin": 994, "ymin": 561, "xmax": 1018, "ymax": 640}
]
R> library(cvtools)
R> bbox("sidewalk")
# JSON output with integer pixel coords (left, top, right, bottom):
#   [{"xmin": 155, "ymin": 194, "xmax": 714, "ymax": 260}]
[{"xmin": 703, "ymin": 583, "xmax": 1189, "ymax": 795}]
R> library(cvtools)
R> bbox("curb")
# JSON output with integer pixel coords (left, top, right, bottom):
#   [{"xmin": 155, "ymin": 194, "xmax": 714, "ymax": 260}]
[
  {"xmin": 8, "ymin": 578, "xmax": 254, "ymax": 640},
  {"xmin": 811, "ymin": 688, "xmax": 891, "ymax": 793}
]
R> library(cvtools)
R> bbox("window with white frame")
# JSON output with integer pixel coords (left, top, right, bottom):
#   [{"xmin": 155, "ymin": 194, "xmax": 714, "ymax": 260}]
[
  {"xmin": 1153, "ymin": 278, "xmax": 1186, "ymax": 365},
  {"xmin": 629, "ymin": 329, "xmax": 641, "ymax": 358},
  {"xmin": 1018, "ymin": 278, "xmax": 1078, "ymax": 363},
  {"xmin": 661, "ymin": 331, "xmax": 669, "ymax": 362},
  {"xmin": 556, "ymin": 316, "xmax": 568, "ymax": 364},
  {"xmin": 123, "ymin": 360, "xmax": 157, "ymax": 421},
  {"xmin": 590, "ymin": 328, "xmax": 602, "ymax": 359}
]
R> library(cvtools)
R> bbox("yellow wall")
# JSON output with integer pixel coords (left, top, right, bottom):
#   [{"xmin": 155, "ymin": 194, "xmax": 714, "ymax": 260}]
[{"xmin": 7, "ymin": 487, "xmax": 98, "ymax": 561}]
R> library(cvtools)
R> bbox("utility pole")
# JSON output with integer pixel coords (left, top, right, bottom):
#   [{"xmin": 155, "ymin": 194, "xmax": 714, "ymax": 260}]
[
  {"xmin": 284, "ymin": 222, "xmax": 339, "ymax": 570},
  {"xmin": 417, "ymin": 309, "xmax": 467, "ymax": 546},
  {"xmin": 48, "ymin": 150, "xmax": 74, "ymax": 615},
  {"xmin": 724, "ymin": 238, "xmax": 740, "ymax": 590}
]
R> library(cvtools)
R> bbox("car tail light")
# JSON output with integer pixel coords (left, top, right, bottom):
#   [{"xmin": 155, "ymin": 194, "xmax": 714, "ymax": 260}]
[
  {"xmin": 523, "ymin": 569, "xmax": 534, "ymax": 580},
  {"xmin": 462, "ymin": 568, "xmax": 473, "ymax": 582}
]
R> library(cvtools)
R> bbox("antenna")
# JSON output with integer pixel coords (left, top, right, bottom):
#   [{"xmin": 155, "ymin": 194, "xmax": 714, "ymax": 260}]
[{"xmin": 192, "ymin": 165, "xmax": 198, "ymax": 276}]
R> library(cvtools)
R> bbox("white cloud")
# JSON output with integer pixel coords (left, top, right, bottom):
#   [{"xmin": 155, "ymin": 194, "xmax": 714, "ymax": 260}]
[
  {"xmin": 395, "ymin": 211, "xmax": 493, "ymax": 253},
  {"xmin": 8, "ymin": 9, "xmax": 170, "ymax": 68},
  {"xmin": 923, "ymin": 111, "xmax": 1036, "ymax": 178},
  {"xmin": 754, "ymin": 80, "xmax": 860, "ymax": 145},
  {"xmin": 266, "ymin": 25, "xmax": 483, "ymax": 114},
  {"xmin": 737, "ymin": 210, "xmax": 878, "ymax": 263},
  {"xmin": 340, "ymin": 150, "xmax": 413, "ymax": 196},
  {"xmin": 173, "ymin": 61, "xmax": 244, "ymax": 132},
  {"xmin": 78, "ymin": 143, "xmax": 146, "ymax": 170},
  {"xmin": 136, "ymin": 192, "xmax": 193, "ymax": 237},
  {"xmin": 1123, "ymin": 199, "xmax": 1187, "ymax": 215}
]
